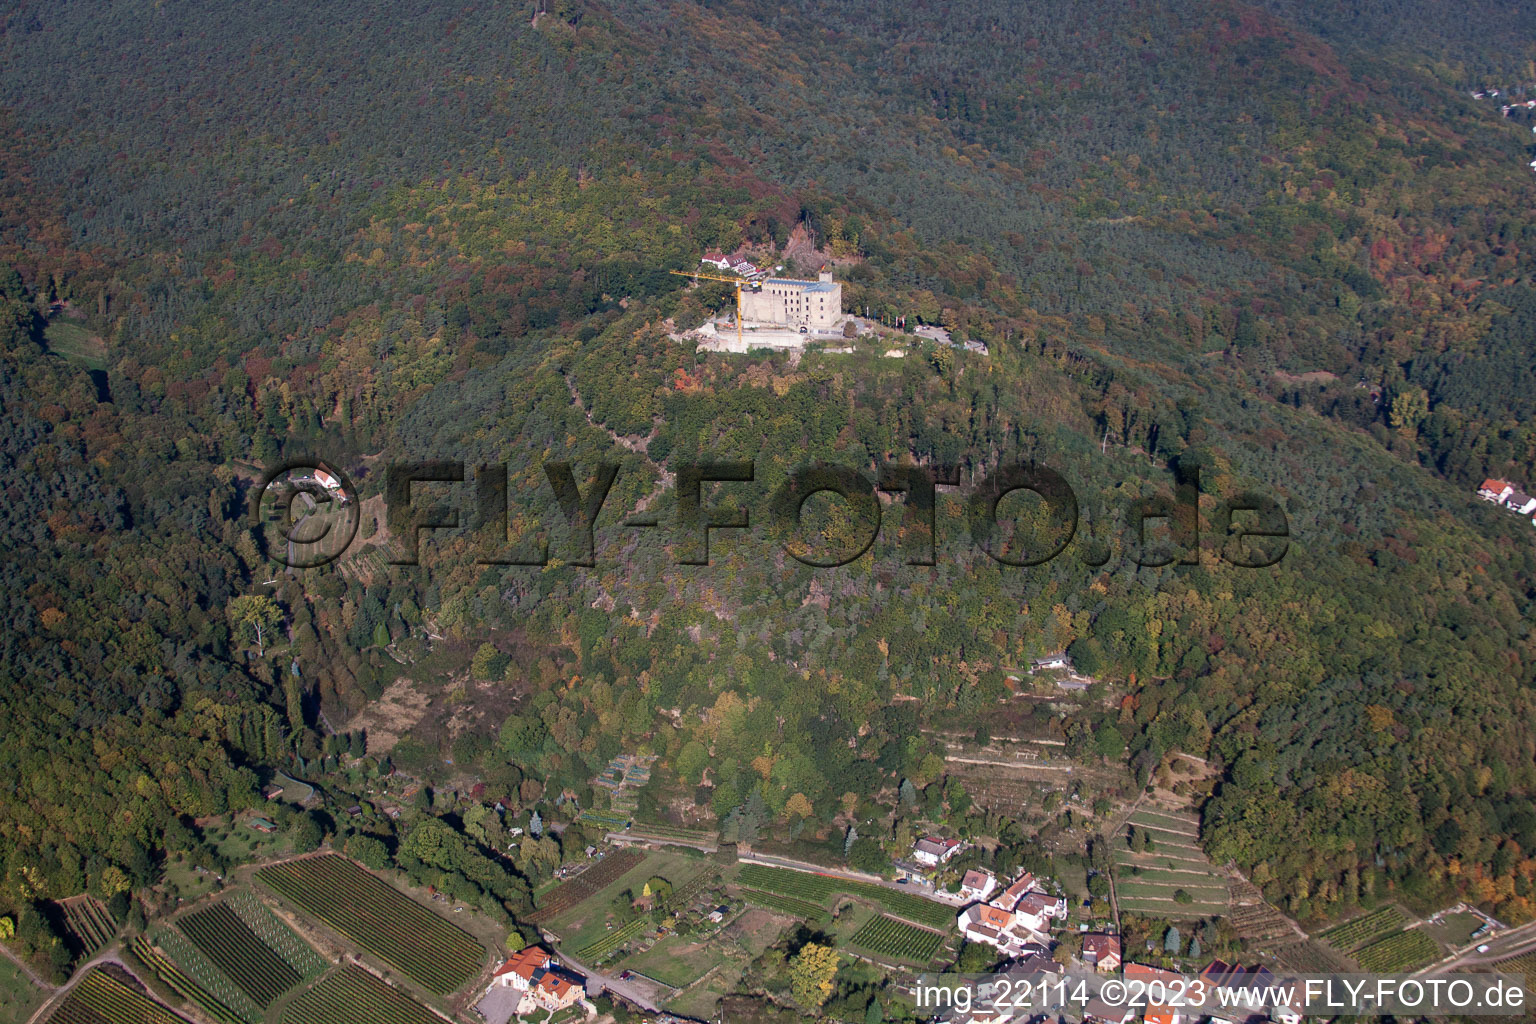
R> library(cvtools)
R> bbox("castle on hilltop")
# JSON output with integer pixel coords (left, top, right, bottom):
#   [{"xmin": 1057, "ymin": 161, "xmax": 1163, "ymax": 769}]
[{"xmin": 738, "ymin": 267, "xmax": 842, "ymax": 330}]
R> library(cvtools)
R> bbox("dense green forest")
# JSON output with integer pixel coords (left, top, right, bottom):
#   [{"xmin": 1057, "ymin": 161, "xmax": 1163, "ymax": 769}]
[{"xmin": 3, "ymin": 0, "xmax": 1536, "ymax": 971}]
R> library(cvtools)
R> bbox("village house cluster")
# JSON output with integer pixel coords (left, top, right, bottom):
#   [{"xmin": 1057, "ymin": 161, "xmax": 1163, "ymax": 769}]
[
  {"xmin": 955, "ymin": 868, "xmax": 1068, "ymax": 958},
  {"xmin": 477, "ymin": 944, "xmax": 587, "ymax": 1022},
  {"xmin": 1476, "ymin": 478, "xmax": 1536, "ymax": 523}
]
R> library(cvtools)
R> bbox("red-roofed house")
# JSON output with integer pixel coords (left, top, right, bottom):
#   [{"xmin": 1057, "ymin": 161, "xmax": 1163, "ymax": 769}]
[
  {"xmin": 532, "ymin": 971, "xmax": 583, "ymax": 1012},
  {"xmin": 1144, "ymin": 1007, "xmax": 1182, "ymax": 1024},
  {"xmin": 491, "ymin": 945, "xmax": 551, "ymax": 989},
  {"xmin": 912, "ymin": 836, "xmax": 964, "ymax": 867},
  {"xmin": 990, "ymin": 872, "xmax": 1036, "ymax": 910},
  {"xmin": 1125, "ymin": 963, "xmax": 1182, "ymax": 983},
  {"xmin": 958, "ymin": 901, "xmax": 1045, "ymax": 956},
  {"xmin": 700, "ymin": 252, "xmax": 732, "ymax": 270},
  {"xmin": 1480, "ymin": 478, "xmax": 1516, "ymax": 502},
  {"xmin": 1083, "ymin": 932, "xmax": 1121, "ymax": 972}
]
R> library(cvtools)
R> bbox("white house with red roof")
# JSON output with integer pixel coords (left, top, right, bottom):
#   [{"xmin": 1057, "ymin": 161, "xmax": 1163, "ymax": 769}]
[
  {"xmin": 485, "ymin": 945, "xmax": 585, "ymax": 1017},
  {"xmin": 700, "ymin": 252, "xmax": 732, "ymax": 270},
  {"xmin": 490, "ymin": 945, "xmax": 551, "ymax": 990},
  {"xmin": 911, "ymin": 836, "xmax": 964, "ymax": 867},
  {"xmin": 957, "ymin": 902, "xmax": 1046, "ymax": 957},
  {"xmin": 531, "ymin": 970, "xmax": 583, "ymax": 1012},
  {"xmin": 1479, "ymin": 478, "xmax": 1515, "ymax": 502}
]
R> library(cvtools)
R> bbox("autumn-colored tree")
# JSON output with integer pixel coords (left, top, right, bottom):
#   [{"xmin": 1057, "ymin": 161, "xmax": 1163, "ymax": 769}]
[{"xmin": 789, "ymin": 942, "xmax": 839, "ymax": 1007}]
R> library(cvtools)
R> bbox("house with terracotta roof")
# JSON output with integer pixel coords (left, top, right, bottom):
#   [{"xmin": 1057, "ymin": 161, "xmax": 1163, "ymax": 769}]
[
  {"xmin": 487, "ymin": 945, "xmax": 585, "ymax": 1016},
  {"xmin": 1124, "ymin": 963, "xmax": 1182, "ymax": 983},
  {"xmin": 532, "ymin": 970, "xmax": 583, "ymax": 1012},
  {"xmin": 490, "ymin": 945, "xmax": 552, "ymax": 989},
  {"xmin": 1478, "ymin": 478, "xmax": 1515, "ymax": 502},
  {"xmin": 957, "ymin": 901, "xmax": 1046, "ymax": 957}
]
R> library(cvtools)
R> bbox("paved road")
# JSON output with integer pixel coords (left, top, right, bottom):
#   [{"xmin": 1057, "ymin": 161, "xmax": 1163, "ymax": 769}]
[{"xmin": 1417, "ymin": 919, "xmax": 1536, "ymax": 975}]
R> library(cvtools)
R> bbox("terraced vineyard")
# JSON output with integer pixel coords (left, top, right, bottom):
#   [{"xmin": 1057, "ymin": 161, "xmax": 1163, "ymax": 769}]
[
  {"xmin": 256, "ymin": 856, "xmax": 484, "ymax": 994},
  {"xmin": 46, "ymin": 968, "xmax": 191, "ymax": 1024},
  {"xmin": 279, "ymin": 966, "xmax": 442, "ymax": 1024},
  {"xmin": 573, "ymin": 917, "xmax": 649, "ymax": 962},
  {"xmin": 60, "ymin": 897, "xmax": 117, "ymax": 956},
  {"xmin": 848, "ymin": 915, "xmax": 945, "ymax": 964},
  {"xmin": 178, "ymin": 903, "xmax": 301, "ymax": 1006},
  {"xmin": 1112, "ymin": 811, "xmax": 1229, "ymax": 917},
  {"xmin": 128, "ymin": 936, "xmax": 246, "ymax": 1024},
  {"xmin": 1227, "ymin": 881, "xmax": 1296, "ymax": 943},
  {"xmin": 739, "ymin": 889, "xmax": 832, "ymax": 922},
  {"xmin": 1319, "ymin": 906, "xmax": 1409, "ymax": 952},
  {"xmin": 1353, "ymin": 929, "xmax": 1440, "ymax": 972},
  {"xmin": 528, "ymin": 847, "xmax": 646, "ymax": 924},
  {"xmin": 733, "ymin": 865, "xmax": 953, "ymax": 929}
]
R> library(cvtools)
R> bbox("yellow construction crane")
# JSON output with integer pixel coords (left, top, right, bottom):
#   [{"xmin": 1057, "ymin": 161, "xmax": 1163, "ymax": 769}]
[{"xmin": 669, "ymin": 268, "xmax": 760, "ymax": 346}]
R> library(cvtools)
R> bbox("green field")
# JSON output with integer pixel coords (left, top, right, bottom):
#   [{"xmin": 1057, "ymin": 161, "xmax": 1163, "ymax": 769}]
[
  {"xmin": 59, "ymin": 897, "xmax": 116, "ymax": 956},
  {"xmin": 529, "ymin": 847, "xmax": 647, "ymax": 923},
  {"xmin": 732, "ymin": 865, "xmax": 954, "ymax": 929},
  {"xmin": 279, "ymin": 966, "xmax": 441, "ymax": 1024},
  {"xmin": 848, "ymin": 915, "xmax": 946, "ymax": 964},
  {"xmin": 150, "ymin": 925, "xmax": 265, "ymax": 1022},
  {"xmin": 256, "ymin": 856, "xmax": 485, "ymax": 995},
  {"xmin": 573, "ymin": 917, "xmax": 649, "ymax": 962},
  {"xmin": 43, "ymin": 320, "xmax": 107, "ymax": 370},
  {"xmin": 544, "ymin": 851, "xmax": 713, "ymax": 953},
  {"xmin": 625, "ymin": 822, "xmax": 718, "ymax": 844},
  {"xmin": 224, "ymin": 890, "xmax": 329, "ymax": 978},
  {"xmin": 1425, "ymin": 911, "xmax": 1483, "ymax": 949},
  {"xmin": 0, "ymin": 955, "xmax": 46, "ymax": 1024},
  {"xmin": 1353, "ymin": 929, "xmax": 1441, "ymax": 972},
  {"xmin": 1126, "ymin": 810, "xmax": 1202, "ymax": 836}
]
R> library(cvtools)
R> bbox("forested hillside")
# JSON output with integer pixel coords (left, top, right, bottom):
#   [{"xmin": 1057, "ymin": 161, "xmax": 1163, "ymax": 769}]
[{"xmin": 2, "ymin": 0, "xmax": 1536, "ymax": 949}]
